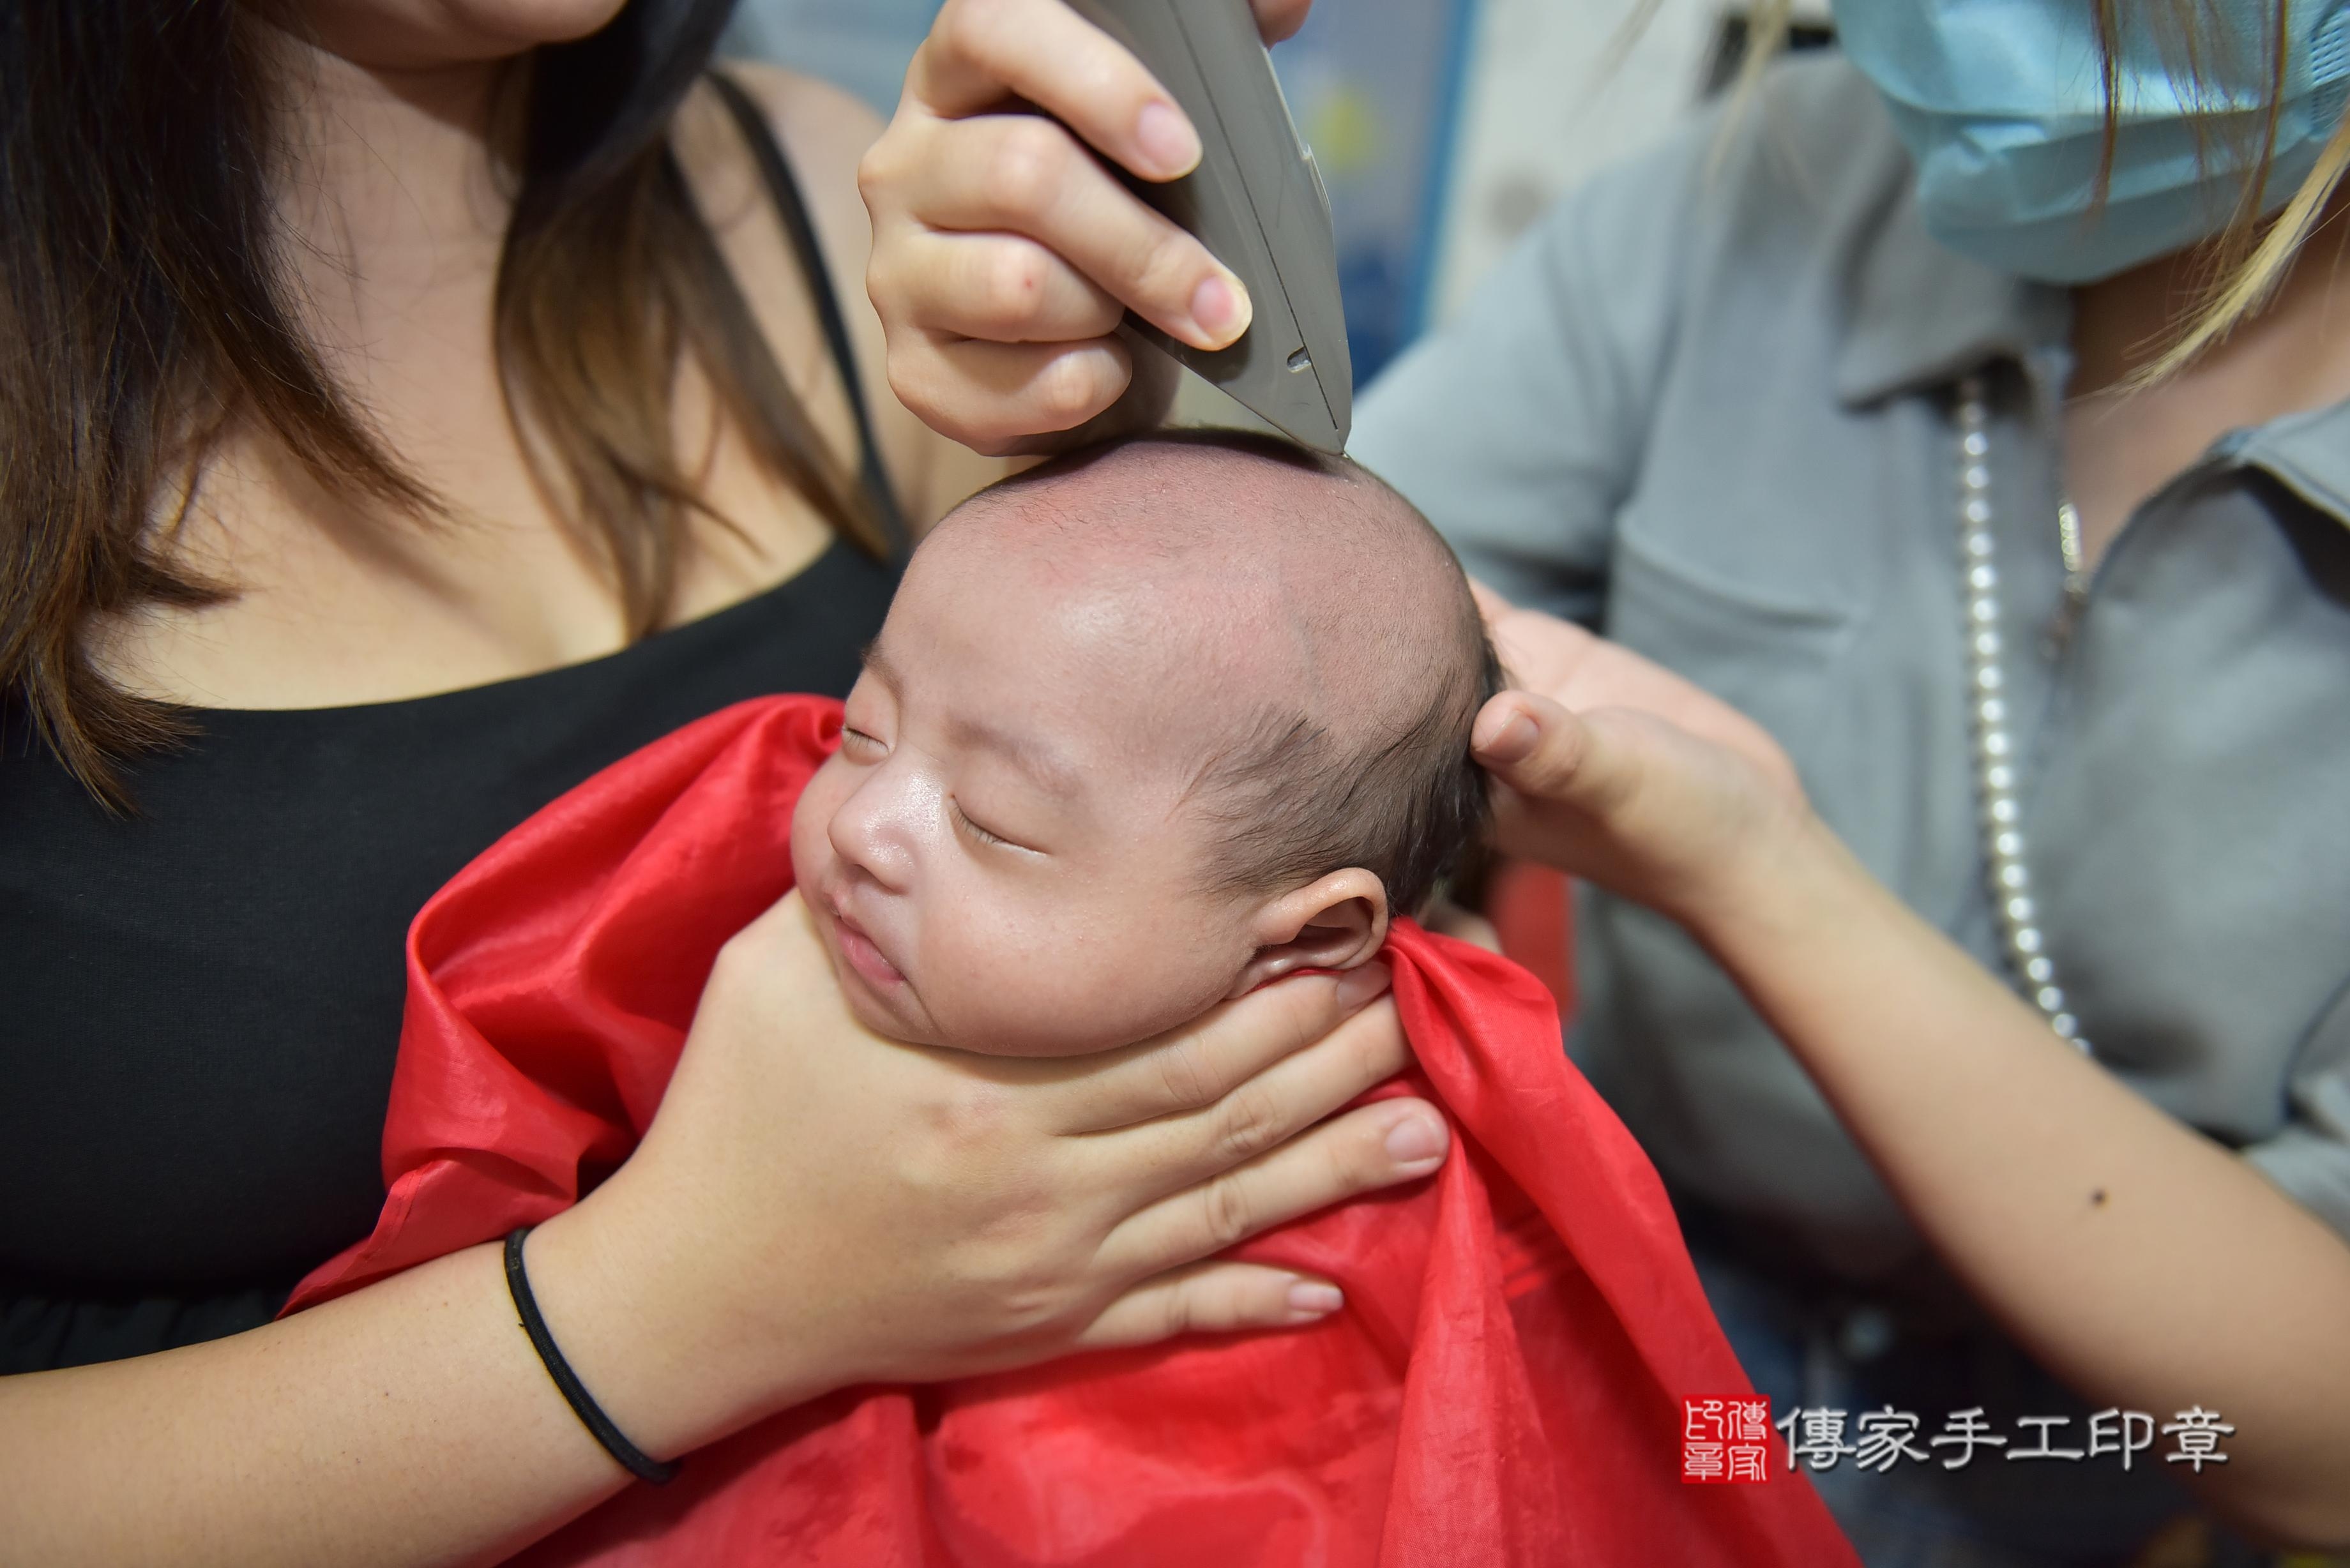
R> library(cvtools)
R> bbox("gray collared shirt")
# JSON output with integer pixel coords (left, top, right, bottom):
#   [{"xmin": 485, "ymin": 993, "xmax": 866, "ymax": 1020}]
[{"xmin": 1354, "ymin": 56, "xmax": 2350, "ymax": 1279}]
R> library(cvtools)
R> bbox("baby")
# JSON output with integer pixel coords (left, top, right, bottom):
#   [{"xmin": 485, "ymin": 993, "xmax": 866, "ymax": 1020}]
[
  {"xmin": 285, "ymin": 437, "xmax": 1849, "ymax": 1568},
  {"xmin": 794, "ymin": 435, "xmax": 1494, "ymax": 1058}
]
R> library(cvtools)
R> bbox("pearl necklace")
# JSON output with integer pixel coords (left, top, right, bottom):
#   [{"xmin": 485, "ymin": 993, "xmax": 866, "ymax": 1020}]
[{"xmin": 1954, "ymin": 375, "xmax": 2091, "ymax": 1055}]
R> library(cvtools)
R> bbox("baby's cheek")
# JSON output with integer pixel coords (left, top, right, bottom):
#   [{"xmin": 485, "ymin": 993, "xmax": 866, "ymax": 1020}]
[
  {"xmin": 940, "ymin": 925, "xmax": 1228, "ymax": 1057},
  {"xmin": 911, "ymin": 904, "xmax": 1095, "ymax": 1056},
  {"xmin": 787, "ymin": 760, "xmax": 850, "ymax": 889}
]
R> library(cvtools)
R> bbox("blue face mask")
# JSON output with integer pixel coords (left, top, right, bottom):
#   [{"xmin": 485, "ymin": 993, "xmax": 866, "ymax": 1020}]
[{"xmin": 1831, "ymin": 0, "xmax": 2350, "ymax": 283}]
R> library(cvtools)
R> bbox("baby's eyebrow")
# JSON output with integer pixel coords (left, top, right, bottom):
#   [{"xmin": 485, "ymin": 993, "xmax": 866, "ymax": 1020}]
[{"xmin": 945, "ymin": 713, "xmax": 1084, "ymax": 800}]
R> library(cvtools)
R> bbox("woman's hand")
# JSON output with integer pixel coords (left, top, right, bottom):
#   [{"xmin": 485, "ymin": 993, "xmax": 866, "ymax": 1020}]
[
  {"xmin": 1470, "ymin": 592, "xmax": 2350, "ymax": 1546},
  {"xmin": 529, "ymin": 889, "xmax": 1444, "ymax": 1456},
  {"xmin": 860, "ymin": 0, "xmax": 1310, "ymax": 454},
  {"xmin": 0, "ymin": 887, "xmax": 1434, "ymax": 1568},
  {"xmin": 1467, "ymin": 584, "xmax": 1812, "ymax": 933}
]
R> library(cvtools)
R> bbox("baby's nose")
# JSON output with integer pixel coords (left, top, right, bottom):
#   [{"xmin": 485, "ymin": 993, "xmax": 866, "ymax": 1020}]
[{"xmin": 827, "ymin": 768, "xmax": 927, "ymax": 893}]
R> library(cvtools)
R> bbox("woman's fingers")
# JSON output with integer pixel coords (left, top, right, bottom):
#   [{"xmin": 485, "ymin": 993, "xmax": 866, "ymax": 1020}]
[
  {"xmin": 1094, "ymin": 1097, "xmax": 1448, "ymax": 1279},
  {"xmin": 1074, "ymin": 1262, "xmax": 1343, "ymax": 1350},
  {"xmin": 1466, "ymin": 598, "xmax": 1807, "ymax": 802},
  {"xmin": 1068, "ymin": 965, "xmax": 1400, "ymax": 1133},
  {"xmin": 1114, "ymin": 994, "xmax": 1420, "ymax": 1202},
  {"xmin": 874, "ymin": 112, "xmax": 1245, "ymax": 346},
  {"xmin": 890, "ymin": 0, "xmax": 1250, "ymax": 348},
  {"xmin": 911, "ymin": 0, "xmax": 1200, "ymax": 179},
  {"xmin": 1250, "ymin": 0, "xmax": 1315, "ymax": 44},
  {"xmin": 1468, "ymin": 577, "xmax": 1517, "ymax": 628},
  {"xmin": 1473, "ymin": 691, "xmax": 1623, "ymax": 815},
  {"xmin": 885, "ymin": 229, "xmax": 1125, "ymax": 344},
  {"xmin": 1472, "ymin": 688, "xmax": 1817, "ymax": 931},
  {"xmin": 887, "ymin": 332, "xmax": 1135, "ymax": 453},
  {"xmin": 1424, "ymin": 898, "xmax": 1504, "ymax": 953},
  {"xmin": 862, "ymin": 0, "xmax": 1268, "ymax": 446},
  {"xmin": 879, "ymin": 329, "xmax": 1125, "ymax": 455}
]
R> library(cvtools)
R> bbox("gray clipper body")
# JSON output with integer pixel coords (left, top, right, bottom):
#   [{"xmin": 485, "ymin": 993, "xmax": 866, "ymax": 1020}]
[{"xmin": 1063, "ymin": 0, "xmax": 1353, "ymax": 454}]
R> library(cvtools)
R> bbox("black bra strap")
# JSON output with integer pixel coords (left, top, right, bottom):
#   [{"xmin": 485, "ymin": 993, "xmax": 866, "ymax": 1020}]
[{"xmin": 706, "ymin": 71, "xmax": 909, "ymax": 558}]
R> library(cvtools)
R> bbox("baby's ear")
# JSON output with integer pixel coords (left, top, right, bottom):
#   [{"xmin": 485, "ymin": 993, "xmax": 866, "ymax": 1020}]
[{"xmin": 1229, "ymin": 869, "xmax": 1391, "ymax": 997}]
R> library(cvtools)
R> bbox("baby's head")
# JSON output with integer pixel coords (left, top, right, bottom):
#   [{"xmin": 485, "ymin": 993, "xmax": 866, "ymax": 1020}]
[{"xmin": 791, "ymin": 435, "xmax": 1500, "ymax": 1055}]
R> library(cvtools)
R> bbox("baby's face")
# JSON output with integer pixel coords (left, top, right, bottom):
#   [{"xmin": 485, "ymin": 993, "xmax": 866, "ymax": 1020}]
[{"xmin": 790, "ymin": 538, "xmax": 1284, "ymax": 1056}]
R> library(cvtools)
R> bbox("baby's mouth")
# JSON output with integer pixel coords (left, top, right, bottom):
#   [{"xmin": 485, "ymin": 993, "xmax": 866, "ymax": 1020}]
[{"xmin": 830, "ymin": 905, "xmax": 907, "ymax": 991}]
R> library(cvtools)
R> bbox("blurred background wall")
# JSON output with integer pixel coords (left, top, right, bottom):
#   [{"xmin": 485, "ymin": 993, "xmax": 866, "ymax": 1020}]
[{"xmin": 724, "ymin": 0, "xmax": 1833, "ymax": 386}]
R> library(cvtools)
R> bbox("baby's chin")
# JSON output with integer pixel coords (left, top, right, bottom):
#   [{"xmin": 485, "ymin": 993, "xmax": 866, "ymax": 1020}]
[
  {"xmin": 835, "ymin": 972, "xmax": 1111, "ymax": 1057},
  {"xmin": 840, "ymin": 981, "xmax": 938, "ymax": 1047},
  {"xmin": 816, "ymin": 930, "xmax": 941, "ymax": 1048},
  {"xmin": 904, "ymin": 988, "xmax": 1220, "ymax": 1059}
]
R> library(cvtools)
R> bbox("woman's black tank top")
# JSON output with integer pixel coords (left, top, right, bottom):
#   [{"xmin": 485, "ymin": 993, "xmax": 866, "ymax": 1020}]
[{"xmin": 0, "ymin": 79, "xmax": 898, "ymax": 1374}]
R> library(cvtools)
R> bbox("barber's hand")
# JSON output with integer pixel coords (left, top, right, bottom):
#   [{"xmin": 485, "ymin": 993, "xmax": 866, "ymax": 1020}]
[
  {"xmin": 861, "ymin": 0, "xmax": 1310, "ymax": 455},
  {"xmin": 533, "ymin": 887, "xmax": 1437, "ymax": 1456},
  {"xmin": 1469, "ymin": 584, "xmax": 1814, "ymax": 931}
]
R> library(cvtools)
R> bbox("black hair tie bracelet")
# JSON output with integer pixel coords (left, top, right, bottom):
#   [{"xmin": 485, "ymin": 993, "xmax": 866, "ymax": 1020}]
[{"xmin": 503, "ymin": 1226, "xmax": 681, "ymax": 1486}]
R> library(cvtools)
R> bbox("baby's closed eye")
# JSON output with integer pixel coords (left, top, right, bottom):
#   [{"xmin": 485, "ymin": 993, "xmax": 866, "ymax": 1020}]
[{"xmin": 950, "ymin": 798, "xmax": 1038, "ymax": 855}]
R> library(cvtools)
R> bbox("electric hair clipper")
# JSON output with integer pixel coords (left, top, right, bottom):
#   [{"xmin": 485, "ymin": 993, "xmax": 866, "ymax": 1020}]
[{"xmin": 1062, "ymin": 0, "xmax": 1353, "ymax": 454}]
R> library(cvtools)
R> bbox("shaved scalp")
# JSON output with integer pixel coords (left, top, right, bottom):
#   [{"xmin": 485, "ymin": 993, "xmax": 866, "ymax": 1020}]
[{"xmin": 923, "ymin": 433, "xmax": 1499, "ymax": 915}]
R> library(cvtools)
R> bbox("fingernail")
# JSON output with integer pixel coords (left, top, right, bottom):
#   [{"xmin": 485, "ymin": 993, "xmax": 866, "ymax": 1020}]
[
  {"xmin": 1287, "ymin": 1281, "xmax": 1344, "ymax": 1316},
  {"xmin": 1384, "ymin": 1112, "xmax": 1447, "ymax": 1166},
  {"xmin": 1189, "ymin": 273, "xmax": 1250, "ymax": 346},
  {"xmin": 1333, "ymin": 961, "xmax": 1391, "ymax": 1009},
  {"xmin": 1473, "ymin": 709, "xmax": 1538, "ymax": 763},
  {"xmin": 1136, "ymin": 100, "xmax": 1201, "ymax": 178}
]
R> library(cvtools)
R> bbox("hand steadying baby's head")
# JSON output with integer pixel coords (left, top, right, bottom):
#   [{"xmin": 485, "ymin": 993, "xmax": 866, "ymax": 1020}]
[{"xmin": 791, "ymin": 435, "xmax": 1499, "ymax": 1056}]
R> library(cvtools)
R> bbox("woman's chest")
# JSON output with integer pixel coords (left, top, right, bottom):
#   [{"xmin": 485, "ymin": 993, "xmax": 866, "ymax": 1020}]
[
  {"xmin": 2026, "ymin": 479, "xmax": 2350, "ymax": 1133},
  {"xmin": 0, "ymin": 555, "xmax": 893, "ymax": 1292},
  {"xmin": 0, "ymin": 727, "xmax": 519, "ymax": 1289},
  {"xmin": 105, "ymin": 374, "xmax": 842, "ymax": 712},
  {"xmin": 1610, "ymin": 391, "xmax": 2350, "ymax": 1126}
]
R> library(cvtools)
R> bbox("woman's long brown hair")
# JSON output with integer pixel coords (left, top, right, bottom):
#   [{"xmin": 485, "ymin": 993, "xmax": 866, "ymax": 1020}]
[{"xmin": 0, "ymin": 1, "xmax": 886, "ymax": 809}]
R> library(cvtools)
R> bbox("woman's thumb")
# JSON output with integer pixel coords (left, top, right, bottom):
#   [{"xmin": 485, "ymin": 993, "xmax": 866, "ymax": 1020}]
[{"xmin": 1471, "ymin": 692, "xmax": 1600, "ymax": 803}]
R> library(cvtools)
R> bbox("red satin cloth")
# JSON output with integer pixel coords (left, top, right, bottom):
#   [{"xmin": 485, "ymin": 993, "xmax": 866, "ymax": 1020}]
[{"xmin": 284, "ymin": 695, "xmax": 1853, "ymax": 1567}]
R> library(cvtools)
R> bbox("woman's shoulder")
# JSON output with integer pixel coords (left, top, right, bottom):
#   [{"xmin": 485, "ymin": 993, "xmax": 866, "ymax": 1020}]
[
  {"xmin": 691, "ymin": 61, "xmax": 884, "ymax": 279},
  {"xmin": 1725, "ymin": 52, "xmax": 1914, "ymax": 191},
  {"xmin": 672, "ymin": 63, "xmax": 983, "ymax": 531},
  {"xmin": 1710, "ymin": 54, "xmax": 1923, "ymax": 264},
  {"xmin": 1408, "ymin": 54, "xmax": 1945, "ymax": 419},
  {"xmin": 1352, "ymin": 56, "xmax": 1950, "ymax": 607},
  {"xmin": 1526, "ymin": 53, "xmax": 1920, "ymax": 306}
]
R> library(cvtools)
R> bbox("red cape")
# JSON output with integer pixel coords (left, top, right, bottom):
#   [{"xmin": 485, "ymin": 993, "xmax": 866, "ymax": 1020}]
[{"xmin": 285, "ymin": 696, "xmax": 1851, "ymax": 1567}]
